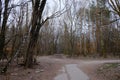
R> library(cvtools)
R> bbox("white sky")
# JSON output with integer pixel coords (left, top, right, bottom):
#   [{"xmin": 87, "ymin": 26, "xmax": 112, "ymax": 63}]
[{"xmin": 8, "ymin": 0, "xmax": 91, "ymax": 26}]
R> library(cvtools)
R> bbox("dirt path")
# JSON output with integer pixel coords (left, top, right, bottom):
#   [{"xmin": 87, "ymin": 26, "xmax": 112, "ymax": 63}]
[
  {"xmin": 38, "ymin": 56, "xmax": 120, "ymax": 80},
  {"xmin": 0, "ymin": 56, "xmax": 120, "ymax": 80}
]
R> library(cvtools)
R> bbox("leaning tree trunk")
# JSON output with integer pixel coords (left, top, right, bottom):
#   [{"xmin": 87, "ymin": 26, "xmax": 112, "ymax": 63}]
[
  {"xmin": 24, "ymin": 31, "xmax": 39, "ymax": 68},
  {"xmin": 0, "ymin": 0, "xmax": 10, "ymax": 60},
  {"xmin": 24, "ymin": 0, "xmax": 47, "ymax": 68}
]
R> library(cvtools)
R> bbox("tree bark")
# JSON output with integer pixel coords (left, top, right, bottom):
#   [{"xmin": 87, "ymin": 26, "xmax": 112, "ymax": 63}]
[
  {"xmin": 24, "ymin": 0, "xmax": 47, "ymax": 68},
  {"xmin": 0, "ymin": 0, "xmax": 10, "ymax": 60},
  {"xmin": 0, "ymin": 0, "xmax": 2, "ymax": 25}
]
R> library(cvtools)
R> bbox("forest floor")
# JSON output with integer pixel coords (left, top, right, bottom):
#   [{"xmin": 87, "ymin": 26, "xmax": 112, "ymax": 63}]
[{"xmin": 0, "ymin": 55, "xmax": 120, "ymax": 80}]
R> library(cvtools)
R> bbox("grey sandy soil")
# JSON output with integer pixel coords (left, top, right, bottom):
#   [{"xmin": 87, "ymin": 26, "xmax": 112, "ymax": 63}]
[{"xmin": 0, "ymin": 56, "xmax": 120, "ymax": 80}]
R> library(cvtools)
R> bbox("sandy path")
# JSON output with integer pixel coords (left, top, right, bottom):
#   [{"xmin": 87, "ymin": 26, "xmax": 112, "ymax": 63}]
[
  {"xmin": 0, "ymin": 56, "xmax": 120, "ymax": 80},
  {"xmin": 38, "ymin": 56, "xmax": 120, "ymax": 80}
]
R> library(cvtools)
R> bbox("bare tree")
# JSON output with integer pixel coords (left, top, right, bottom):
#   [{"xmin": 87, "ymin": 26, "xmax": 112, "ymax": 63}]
[
  {"xmin": 0, "ymin": 0, "xmax": 10, "ymax": 61},
  {"xmin": 24, "ymin": 0, "xmax": 47, "ymax": 68},
  {"xmin": 109, "ymin": 0, "xmax": 120, "ymax": 17}
]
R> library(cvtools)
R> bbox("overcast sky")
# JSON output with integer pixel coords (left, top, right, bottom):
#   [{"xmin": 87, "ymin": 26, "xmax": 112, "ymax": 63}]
[{"xmin": 9, "ymin": 0, "xmax": 91, "ymax": 25}]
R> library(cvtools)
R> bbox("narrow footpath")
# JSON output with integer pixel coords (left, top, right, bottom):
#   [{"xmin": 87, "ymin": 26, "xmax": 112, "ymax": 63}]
[{"xmin": 54, "ymin": 64, "xmax": 89, "ymax": 80}]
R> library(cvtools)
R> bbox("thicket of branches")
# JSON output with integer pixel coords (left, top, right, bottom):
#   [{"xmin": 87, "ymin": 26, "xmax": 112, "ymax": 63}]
[{"xmin": 0, "ymin": 0, "xmax": 120, "ymax": 74}]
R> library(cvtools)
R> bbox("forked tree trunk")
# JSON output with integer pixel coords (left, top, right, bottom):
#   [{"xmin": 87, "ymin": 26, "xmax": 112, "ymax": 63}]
[{"xmin": 24, "ymin": 0, "xmax": 47, "ymax": 68}]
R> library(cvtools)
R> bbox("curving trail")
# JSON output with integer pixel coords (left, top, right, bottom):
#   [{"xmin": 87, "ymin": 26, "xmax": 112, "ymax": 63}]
[{"xmin": 38, "ymin": 56, "xmax": 120, "ymax": 80}]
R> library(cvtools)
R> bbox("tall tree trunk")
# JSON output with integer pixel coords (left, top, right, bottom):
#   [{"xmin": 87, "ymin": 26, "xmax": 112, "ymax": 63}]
[
  {"xmin": 24, "ymin": 0, "xmax": 47, "ymax": 68},
  {"xmin": 0, "ymin": 0, "xmax": 2, "ymax": 25},
  {"xmin": 0, "ymin": 0, "xmax": 10, "ymax": 60},
  {"xmin": 24, "ymin": 30, "xmax": 39, "ymax": 68}
]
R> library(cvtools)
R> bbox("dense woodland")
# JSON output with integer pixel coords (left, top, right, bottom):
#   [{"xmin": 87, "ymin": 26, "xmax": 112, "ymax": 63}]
[{"xmin": 0, "ymin": 0, "xmax": 120, "ymax": 73}]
